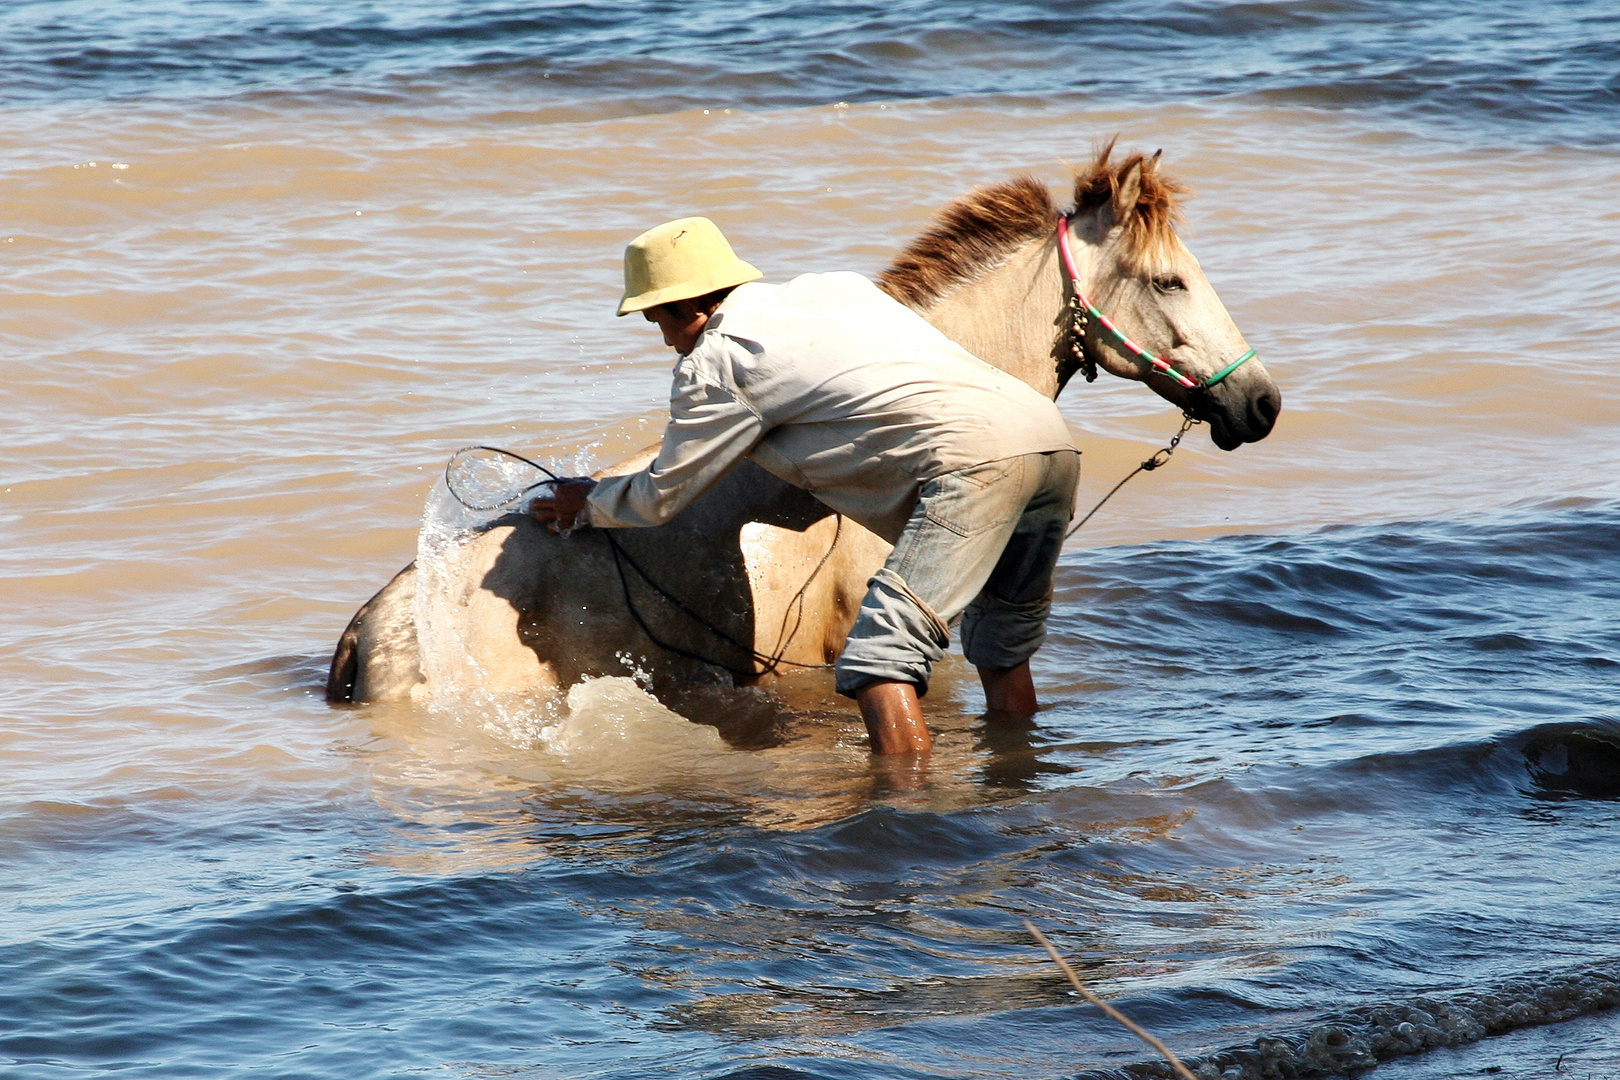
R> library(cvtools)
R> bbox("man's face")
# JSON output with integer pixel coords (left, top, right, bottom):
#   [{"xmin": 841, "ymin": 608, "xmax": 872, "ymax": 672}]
[{"xmin": 643, "ymin": 301, "xmax": 709, "ymax": 356}]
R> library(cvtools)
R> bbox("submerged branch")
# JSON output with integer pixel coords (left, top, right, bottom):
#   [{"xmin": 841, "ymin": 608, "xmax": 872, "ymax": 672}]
[{"xmin": 1024, "ymin": 919, "xmax": 1199, "ymax": 1080}]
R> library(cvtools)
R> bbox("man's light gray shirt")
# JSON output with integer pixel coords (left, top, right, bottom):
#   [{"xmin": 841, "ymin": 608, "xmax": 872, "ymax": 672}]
[{"xmin": 587, "ymin": 272, "xmax": 1076, "ymax": 542}]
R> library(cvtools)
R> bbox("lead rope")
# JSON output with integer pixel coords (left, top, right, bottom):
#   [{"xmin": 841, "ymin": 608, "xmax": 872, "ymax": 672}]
[{"xmin": 1065, "ymin": 413, "xmax": 1197, "ymax": 539}]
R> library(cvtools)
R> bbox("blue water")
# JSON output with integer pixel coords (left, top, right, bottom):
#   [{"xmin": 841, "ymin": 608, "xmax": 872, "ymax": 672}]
[
  {"xmin": 4, "ymin": 0, "xmax": 1619, "ymax": 143},
  {"xmin": 6, "ymin": 501, "xmax": 1620, "ymax": 1077}
]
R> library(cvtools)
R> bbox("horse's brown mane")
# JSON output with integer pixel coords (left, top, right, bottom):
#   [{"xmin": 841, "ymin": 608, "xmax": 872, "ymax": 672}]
[
  {"xmin": 877, "ymin": 141, "xmax": 1187, "ymax": 308},
  {"xmin": 877, "ymin": 175, "xmax": 1055, "ymax": 309}
]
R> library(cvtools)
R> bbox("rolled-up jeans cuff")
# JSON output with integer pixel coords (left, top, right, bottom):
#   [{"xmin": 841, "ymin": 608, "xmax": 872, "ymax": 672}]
[
  {"xmin": 835, "ymin": 567, "xmax": 950, "ymax": 698},
  {"xmin": 960, "ymin": 592, "xmax": 1051, "ymax": 670}
]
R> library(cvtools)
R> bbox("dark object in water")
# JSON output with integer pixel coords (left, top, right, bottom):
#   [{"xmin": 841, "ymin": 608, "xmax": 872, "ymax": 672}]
[{"xmin": 1523, "ymin": 721, "xmax": 1620, "ymax": 801}]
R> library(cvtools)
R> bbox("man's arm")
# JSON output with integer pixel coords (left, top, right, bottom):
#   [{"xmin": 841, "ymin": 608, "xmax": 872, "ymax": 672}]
[{"xmin": 531, "ymin": 344, "xmax": 765, "ymax": 531}]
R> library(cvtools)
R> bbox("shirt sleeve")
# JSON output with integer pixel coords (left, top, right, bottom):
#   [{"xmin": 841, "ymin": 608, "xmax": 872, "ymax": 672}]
[{"xmin": 585, "ymin": 340, "xmax": 766, "ymax": 528}]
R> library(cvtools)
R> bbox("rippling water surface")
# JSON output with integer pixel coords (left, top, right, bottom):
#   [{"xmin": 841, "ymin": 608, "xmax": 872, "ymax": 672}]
[
  {"xmin": 3, "ymin": 2, "xmax": 1619, "ymax": 1078},
  {"xmin": 7, "ymin": 0, "xmax": 1620, "ymax": 144}
]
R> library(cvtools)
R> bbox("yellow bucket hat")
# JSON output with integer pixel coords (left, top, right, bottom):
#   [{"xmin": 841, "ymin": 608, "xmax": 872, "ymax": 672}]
[{"xmin": 617, "ymin": 216, "xmax": 762, "ymax": 316}]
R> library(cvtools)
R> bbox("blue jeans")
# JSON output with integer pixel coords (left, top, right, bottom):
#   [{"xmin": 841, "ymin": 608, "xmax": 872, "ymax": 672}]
[{"xmin": 834, "ymin": 450, "xmax": 1079, "ymax": 697}]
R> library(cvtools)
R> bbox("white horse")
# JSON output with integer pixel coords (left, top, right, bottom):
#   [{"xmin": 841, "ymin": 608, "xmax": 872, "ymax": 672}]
[{"xmin": 327, "ymin": 145, "xmax": 1280, "ymax": 704}]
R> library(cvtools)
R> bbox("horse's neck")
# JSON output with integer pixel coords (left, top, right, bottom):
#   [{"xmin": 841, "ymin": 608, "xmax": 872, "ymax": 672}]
[{"xmin": 914, "ymin": 235, "xmax": 1075, "ymax": 399}]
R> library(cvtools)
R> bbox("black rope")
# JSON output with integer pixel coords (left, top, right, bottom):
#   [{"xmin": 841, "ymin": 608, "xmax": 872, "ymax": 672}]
[
  {"xmin": 444, "ymin": 445, "xmax": 562, "ymax": 509},
  {"xmin": 443, "ymin": 445, "xmax": 840, "ymax": 677},
  {"xmin": 764, "ymin": 515, "xmax": 843, "ymax": 668},
  {"xmin": 603, "ymin": 526, "xmax": 840, "ymax": 678},
  {"xmin": 600, "ymin": 529, "xmax": 760, "ymax": 679}
]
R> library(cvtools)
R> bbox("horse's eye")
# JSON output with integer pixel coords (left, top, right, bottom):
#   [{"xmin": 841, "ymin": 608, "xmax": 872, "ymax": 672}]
[{"xmin": 1152, "ymin": 275, "xmax": 1187, "ymax": 294}]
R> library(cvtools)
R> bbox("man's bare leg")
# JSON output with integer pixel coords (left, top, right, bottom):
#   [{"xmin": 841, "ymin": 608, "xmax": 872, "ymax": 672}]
[
  {"xmin": 856, "ymin": 681, "xmax": 932, "ymax": 755},
  {"xmin": 978, "ymin": 660, "xmax": 1037, "ymax": 719}
]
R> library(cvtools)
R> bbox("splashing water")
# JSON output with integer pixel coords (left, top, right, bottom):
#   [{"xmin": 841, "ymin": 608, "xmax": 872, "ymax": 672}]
[
  {"xmin": 541, "ymin": 677, "xmax": 764, "ymax": 790},
  {"xmin": 412, "ymin": 444, "xmax": 596, "ymax": 720},
  {"xmin": 414, "ymin": 473, "xmax": 505, "ymax": 702},
  {"xmin": 412, "ymin": 460, "xmax": 754, "ymax": 784},
  {"xmin": 413, "ymin": 462, "xmax": 574, "ymax": 751},
  {"xmin": 443, "ymin": 445, "xmax": 559, "ymax": 512},
  {"xmin": 414, "ymin": 442, "xmax": 582, "ymax": 702}
]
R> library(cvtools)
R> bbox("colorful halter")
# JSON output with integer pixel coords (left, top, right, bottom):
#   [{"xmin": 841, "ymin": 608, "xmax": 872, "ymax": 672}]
[{"xmin": 1056, "ymin": 216, "xmax": 1256, "ymax": 391}]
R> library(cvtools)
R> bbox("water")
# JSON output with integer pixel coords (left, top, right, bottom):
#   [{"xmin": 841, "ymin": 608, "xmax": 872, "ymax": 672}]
[
  {"xmin": 6, "ymin": 2, "xmax": 1620, "ymax": 145},
  {"xmin": 3, "ymin": 2, "xmax": 1620, "ymax": 1077}
]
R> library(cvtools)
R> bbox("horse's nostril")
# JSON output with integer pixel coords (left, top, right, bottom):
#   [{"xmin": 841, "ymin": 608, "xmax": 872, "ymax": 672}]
[{"xmin": 1251, "ymin": 388, "xmax": 1281, "ymax": 431}]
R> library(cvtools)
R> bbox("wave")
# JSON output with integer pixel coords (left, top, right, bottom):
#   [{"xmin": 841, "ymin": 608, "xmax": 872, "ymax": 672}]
[
  {"xmin": 703, "ymin": 958, "xmax": 1620, "ymax": 1080},
  {"xmin": 4, "ymin": 0, "xmax": 1617, "ymax": 142},
  {"xmin": 1051, "ymin": 499, "xmax": 1620, "ymax": 719},
  {"xmin": 1068, "ymin": 959, "xmax": 1620, "ymax": 1080}
]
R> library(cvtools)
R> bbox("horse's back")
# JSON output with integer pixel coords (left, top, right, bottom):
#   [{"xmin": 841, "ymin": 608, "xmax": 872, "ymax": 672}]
[{"xmin": 327, "ymin": 460, "xmax": 889, "ymax": 703}]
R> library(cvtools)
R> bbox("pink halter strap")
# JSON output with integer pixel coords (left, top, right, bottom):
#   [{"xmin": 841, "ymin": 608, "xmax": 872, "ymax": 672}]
[{"xmin": 1056, "ymin": 215, "xmax": 1199, "ymax": 390}]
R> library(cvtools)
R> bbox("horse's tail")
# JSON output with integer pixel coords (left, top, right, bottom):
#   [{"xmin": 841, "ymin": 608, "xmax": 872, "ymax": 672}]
[
  {"xmin": 326, "ymin": 610, "xmax": 363, "ymax": 702},
  {"xmin": 326, "ymin": 560, "xmax": 419, "ymax": 703}
]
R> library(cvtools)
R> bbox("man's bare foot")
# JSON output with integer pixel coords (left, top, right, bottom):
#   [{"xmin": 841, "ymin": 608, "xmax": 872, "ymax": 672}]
[{"xmin": 855, "ymin": 681, "xmax": 932, "ymax": 755}]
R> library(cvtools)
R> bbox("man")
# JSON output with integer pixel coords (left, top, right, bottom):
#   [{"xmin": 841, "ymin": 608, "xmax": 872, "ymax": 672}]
[{"xmin": 531, "ymin": 216, "xmax": 1077, "ymax": 756}]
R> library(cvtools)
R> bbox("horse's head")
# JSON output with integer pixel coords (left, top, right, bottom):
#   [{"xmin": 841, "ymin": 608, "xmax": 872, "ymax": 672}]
[
  {"xmin": 878, "ymin": 149, "xmax": 1280, "ymax": 449},
  {"xmin": 1066, "ymin": 147, "xmax": 1281, "ymax": 450}
]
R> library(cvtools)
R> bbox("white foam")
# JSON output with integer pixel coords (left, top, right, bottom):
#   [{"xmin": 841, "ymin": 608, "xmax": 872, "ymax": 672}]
[
  {"xmin": 410, "ymin": 457, "xmax": 769, "ymax": 788},
  {"xmin": 422, "ymin": 675, "xmax": 762, "ymax": 793},
  {"xmin": 413, "ymin": 475, "xmax": 494, "ymax": 705},
  {"xmin": 541, "ymin": 676, "xmax": 728, "ymax": 760}
]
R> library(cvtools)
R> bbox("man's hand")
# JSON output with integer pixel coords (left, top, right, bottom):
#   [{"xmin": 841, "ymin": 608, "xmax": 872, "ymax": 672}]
[{"xmin": 529, "ymin": 477, "xmax": 597, "ymax": 533}]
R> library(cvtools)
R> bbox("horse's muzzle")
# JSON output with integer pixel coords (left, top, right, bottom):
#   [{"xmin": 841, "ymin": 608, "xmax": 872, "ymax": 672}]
[{"xmin": 1200, "ymin": 382, "xmax": 1282, "ymax": 450}]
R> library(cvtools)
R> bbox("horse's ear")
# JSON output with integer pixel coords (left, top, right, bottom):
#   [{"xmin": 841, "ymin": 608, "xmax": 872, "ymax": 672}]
[{"xmin": 1111, "ymin": 159, "xmax": 1144, "ymax": 228}]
